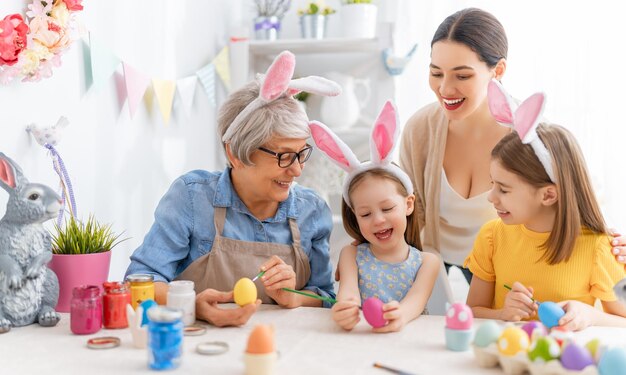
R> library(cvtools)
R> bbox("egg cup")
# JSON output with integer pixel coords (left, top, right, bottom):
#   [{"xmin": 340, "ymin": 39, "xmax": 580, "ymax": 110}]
[
  {"xmin": 445, "ymin": 327, "xmax": 474, "ymax": 351},
  {"xmin": 244, "ymin": 352, "xmax": 278, "ymax": 375}
]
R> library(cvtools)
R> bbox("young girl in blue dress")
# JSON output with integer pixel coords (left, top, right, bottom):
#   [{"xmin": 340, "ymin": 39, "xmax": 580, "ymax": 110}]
[{"xmin": 311, "ymin": 101, "xmax": 439, "ymax": 332}]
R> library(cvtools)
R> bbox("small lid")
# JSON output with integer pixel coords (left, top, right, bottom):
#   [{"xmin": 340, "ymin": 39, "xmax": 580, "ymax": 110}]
[
  {"xmin": 147, "ymin": 306, "xmax": 183, "ymax": 323},
  {"xmin": 168, "ymin": 280, "xmax": 195, "ymax": 293},
  {"xmin": 87, "ymin": 336, "xmax": 121, "ymax": 350},
  {"xmin": 196, "ymin": 341, "xmax": 229, "ymax": 355},
  {"xmin": 103, "ymin": 281, "xmax": 129, "ymax": 294},
  {"xmin": 72, "ymin": 285, "xmax": 101, "ymax": 299},
  {"xmin": 126, "ymin": 274, "xmax": 154, "ymax": 283},
  {"xmin": 184, "ymin": 324, "xmax": 207, "ymax": 336}
]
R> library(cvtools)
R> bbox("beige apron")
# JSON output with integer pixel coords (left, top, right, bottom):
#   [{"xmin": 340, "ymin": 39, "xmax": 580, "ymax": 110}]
[{"xmin": 176, "ymin": 207, "xmax": 311, "ymax": 304}]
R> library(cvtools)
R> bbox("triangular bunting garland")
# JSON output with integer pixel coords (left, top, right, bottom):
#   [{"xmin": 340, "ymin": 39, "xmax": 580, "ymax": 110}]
[
  {"xmin": 176, "ymin": 76, "xmax": 198, "ymax": 116},
  {"xmin": 196, "ymin": 63, "xmax": 216, "ymax": 107},
  {"xmin": 212, "ymin": 46, "xmax": 231, "ymax": 91},
  {"xmin": 152, "ymin": 79, "xmax": 176, "ymax": 125},
  {"xmin": 122, "ymin": 62, "xmax": 151, "ymax": 118},
  {"xmin": 88, "ymin": 34, "xmax": 121, "ymax": 89}
]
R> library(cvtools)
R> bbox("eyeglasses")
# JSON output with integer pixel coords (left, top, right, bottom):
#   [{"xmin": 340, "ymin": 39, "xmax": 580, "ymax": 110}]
[{"xmin": 258, "ymin": 144, "xmax": 313, "ymax": 168}]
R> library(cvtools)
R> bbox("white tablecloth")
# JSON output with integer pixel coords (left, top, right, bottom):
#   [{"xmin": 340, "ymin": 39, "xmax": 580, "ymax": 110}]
[{"xmin": 2, "ymin": 305, "xmax": 625, "ymax": 375}]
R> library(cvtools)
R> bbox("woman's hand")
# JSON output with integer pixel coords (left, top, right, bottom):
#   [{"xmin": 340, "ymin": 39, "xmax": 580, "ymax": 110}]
[
  {"xmin": 557, "ymin": 300, "xmax": 595, "ymax": 331},
  {"xmin": 373, "ymin": 300, "xmax": 407, "ymax": 333},
  {"xmin": 331, "ymin": 298, "xmax": 361, "ymax": 331},
  {"xmin": 260, "ymin": 255, "xmax": 299, "ymax": 308},
  {"xmin": 195, "ymin": 289, "xmax": 260, "ymax": 327},
  {"xmin": 500, "ymin": 282, "xmax": 537, "ymax": 321},
  {"xmin": 610, "ymin": 229, "xmax": 626, "ymax": 264}
]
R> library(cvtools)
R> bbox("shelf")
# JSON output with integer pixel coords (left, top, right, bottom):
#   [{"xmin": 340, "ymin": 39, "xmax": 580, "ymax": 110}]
[{"xmin": 249, "ymin": 38, "xmax": 380, "ymax": 56}]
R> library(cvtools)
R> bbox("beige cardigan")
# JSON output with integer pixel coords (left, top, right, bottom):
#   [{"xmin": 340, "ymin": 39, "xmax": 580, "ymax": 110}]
[{"xmin": 399, "ymin": 102, "xmax": 448, "ymax": 256}]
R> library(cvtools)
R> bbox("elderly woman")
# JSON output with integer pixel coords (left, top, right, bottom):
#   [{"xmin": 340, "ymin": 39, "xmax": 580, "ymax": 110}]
[{"xmin": 126, "ymin": 51, "xmax": 340, "ymax": 326}]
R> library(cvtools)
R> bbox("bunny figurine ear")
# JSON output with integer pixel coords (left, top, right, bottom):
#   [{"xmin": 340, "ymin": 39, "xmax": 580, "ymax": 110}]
[
  {"xmin": 488, "ymin": 79, "xmax": 516, "ymax": 126},
  {"xmin": 260, "ymin": 51, "xmax": 296, "ymax": 101},
  {"xmin": 370, "ymin": 101, "xmax": 400, "ymax": 164},
  {"xmin": 0, "ymin": 153, "xmax": 24, "ymax": 192},
  {"xmin": 309, "ymin": 121, "xmax": 360, "ymax": 172}
]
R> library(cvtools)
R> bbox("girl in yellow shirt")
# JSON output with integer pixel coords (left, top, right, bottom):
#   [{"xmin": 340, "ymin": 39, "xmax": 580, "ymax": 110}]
[{"xmin": 464, "ymin": 81, "xmax": 626, "ymax": 331}]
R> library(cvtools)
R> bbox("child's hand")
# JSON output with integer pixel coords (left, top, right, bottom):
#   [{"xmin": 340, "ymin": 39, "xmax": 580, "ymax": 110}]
[
  {"xmin": 331, "ymin": 298, "xmax": 361, "ymax": 331},
  {"xmin": 372, "ymin": 300, "xmax": 407, "ymax": 333},
  {"xmin": 501, "ymin": 282, "xmax": 537, "ymax": 321},
  {"xmin": 557, "ymin": 300, "xmax": 595, "ymax": 331}
]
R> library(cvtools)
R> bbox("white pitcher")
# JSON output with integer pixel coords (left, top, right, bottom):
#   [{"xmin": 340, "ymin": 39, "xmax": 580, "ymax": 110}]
[{"xmin": 320, "ymin": 72, "xmax": 371, "ymax": 130}]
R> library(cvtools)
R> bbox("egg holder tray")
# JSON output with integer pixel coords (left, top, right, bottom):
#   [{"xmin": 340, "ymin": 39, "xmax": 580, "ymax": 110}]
[{"xmin": 473, "ymin": 344, "xmax": 598, "ymax": 375}]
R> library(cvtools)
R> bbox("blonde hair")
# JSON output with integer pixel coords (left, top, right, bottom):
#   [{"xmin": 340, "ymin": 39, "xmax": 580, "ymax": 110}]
[
  {"xmin": 217, "ymin": 81, "xmax": 309, "ymax": 166},
  {"xmin": 491, "ymin": 123, "xmax": 607, "ymax": 264},
  {"xmin": 341, "ymin": 168, "xmax": 422, "ymax": 250}
]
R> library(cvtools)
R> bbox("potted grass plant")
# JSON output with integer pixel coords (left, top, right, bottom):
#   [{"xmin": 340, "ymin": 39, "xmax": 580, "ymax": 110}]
[{"xmin": 48, "ymin": 215, "xmax": 127, "ymax": 312}]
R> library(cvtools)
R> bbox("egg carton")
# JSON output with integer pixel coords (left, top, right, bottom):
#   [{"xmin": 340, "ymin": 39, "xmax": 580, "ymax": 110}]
[{"xmin": 473, "ymin": 344, "xmax": 598, "ymax": 375}]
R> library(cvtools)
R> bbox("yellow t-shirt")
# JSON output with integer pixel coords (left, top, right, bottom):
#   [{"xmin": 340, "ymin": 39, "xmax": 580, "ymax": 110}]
[{"xmin": 464, "ymin": 219, "xmax": 625, "ymax": 310}]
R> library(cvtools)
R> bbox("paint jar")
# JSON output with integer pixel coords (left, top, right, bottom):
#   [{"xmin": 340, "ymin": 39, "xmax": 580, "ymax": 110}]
[
  {"xmin": 71, "ymin": 285, "xmax": 103, "ymax": 335},
  {"xmin": 103, "ymin": 281, "xmax": 131, "ymax": 329},
  {"xmin": 147, "ymin": 306, "xmax": 184, "ymax": 370},
  {"xmin": 127, "ymin": 274, "xmax": 155, "ymax": 309},
  {"xmin": 167, "ymin": 280, "xmax": 196, "ymax": 326}
]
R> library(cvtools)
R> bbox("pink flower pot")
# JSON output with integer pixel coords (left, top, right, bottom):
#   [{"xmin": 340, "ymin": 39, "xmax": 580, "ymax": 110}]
[{"xmin": 49, "ymin": 252, "xmax": 111, "ymax": 313}]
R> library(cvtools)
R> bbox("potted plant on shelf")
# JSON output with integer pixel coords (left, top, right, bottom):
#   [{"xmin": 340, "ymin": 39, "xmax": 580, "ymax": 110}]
[
  {"xmin": 253, "ymin": 0, "xmax": 292, "ymax": 41},
  {"xmin": 340, "ymin": 0, "xmax": 377, "ymax": 39},
  {"xmin": 298, "ymin": 2, "xmax": 336, "ymax": 40},
  {"xmin": 48, "ymin": 215, "xmax": 127, "ymax": 312}
]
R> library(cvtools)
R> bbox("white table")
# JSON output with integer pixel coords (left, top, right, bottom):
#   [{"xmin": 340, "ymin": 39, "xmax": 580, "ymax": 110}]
[{"xmin": 2, "ymin": 305, "xmax": 625, "ymax": 375}]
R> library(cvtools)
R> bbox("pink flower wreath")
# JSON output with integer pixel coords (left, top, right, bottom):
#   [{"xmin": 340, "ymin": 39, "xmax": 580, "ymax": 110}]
[{"xmin": 0, "ymin": 0, "xmax": 83, "ymax": 83}]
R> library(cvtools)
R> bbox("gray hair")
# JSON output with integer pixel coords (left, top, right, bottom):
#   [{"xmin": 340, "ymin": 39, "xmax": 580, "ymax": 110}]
[{"xmin": 217, "ymin": 81, "xmax": 310, "ymax": 166}]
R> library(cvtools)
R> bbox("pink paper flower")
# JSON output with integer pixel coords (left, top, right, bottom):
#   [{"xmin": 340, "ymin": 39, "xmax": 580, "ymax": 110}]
[
  {"xmin": 0, "ymin": 14, "xmax": 29, "ymax": 66},
  {"xmin": 62, "ymin": 0, "xmax": 84, "ymax": 12}
]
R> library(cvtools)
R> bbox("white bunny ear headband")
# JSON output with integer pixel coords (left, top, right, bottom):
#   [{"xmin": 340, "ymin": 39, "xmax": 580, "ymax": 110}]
[
  {"xmin": 222, "ymin": 50, "xmax": 341, "ymax": 143},
  {"xmin": 487, "ymin": 80, "xmax": 555, "ymax": 183},
  {"xmin": 310, "ymin": 100, "xmax": 413, "ymax": 208}
]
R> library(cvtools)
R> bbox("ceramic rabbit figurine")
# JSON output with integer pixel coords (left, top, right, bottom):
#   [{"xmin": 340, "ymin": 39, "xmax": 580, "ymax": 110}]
[{"xmin": 0, "ymin": 153, "xmax": 61, "ymax": 333}]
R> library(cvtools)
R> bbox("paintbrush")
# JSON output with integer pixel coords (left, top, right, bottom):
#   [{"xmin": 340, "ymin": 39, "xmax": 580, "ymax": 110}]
[
  {"xmin": 281, "ymin": 287, "xmax": 338, "ymax": 304},
  {"xmin": 373, "ymin": 362, "xmax": 417, "ymax": 375},
  {"xmin": 503, "ymin": 284, "xmax": 540, "ymax": 304},
  {"xmin": 252, "ymin": 270, "xmax": 265, "ymax": 282}
]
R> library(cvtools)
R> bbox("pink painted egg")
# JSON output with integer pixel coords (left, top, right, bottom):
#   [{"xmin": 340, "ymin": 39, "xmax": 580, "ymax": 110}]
[
  {"xmin": 521, "ymin": 321, "xmax": 548, "ymax": 339},
  {"xmin": 445, "ymin": 303, "xmax": 473, "ymax": 330},
  {"xmin": 362, "ymin": 297, "xmax": 387, "ymax": 328}
]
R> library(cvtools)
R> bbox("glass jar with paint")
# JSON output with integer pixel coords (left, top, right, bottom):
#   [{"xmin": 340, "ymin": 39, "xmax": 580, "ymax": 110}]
[
  {"xmin": 167, "ymin": 280, "xmax": 196, "ymax": 326},
  {"xmin": 70, "ymin": 285, "xmax": 103, "ymax": 335},
  {"xmin": 147, "ymin": 306, "xmax": 184, "ymax": 370},
  {"xmin": 103, "ymin": 281, "xmax": 131, "ymax": 329},
  {"xmin": 127, "ymin": 273, "xmax": 155, "ymax": 309}
]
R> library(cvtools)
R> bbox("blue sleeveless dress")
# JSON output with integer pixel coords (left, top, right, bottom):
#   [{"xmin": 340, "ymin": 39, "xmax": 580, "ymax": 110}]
[{"xmin": 356, "ymin": 243, "xmax": 423, "ymax": 303}]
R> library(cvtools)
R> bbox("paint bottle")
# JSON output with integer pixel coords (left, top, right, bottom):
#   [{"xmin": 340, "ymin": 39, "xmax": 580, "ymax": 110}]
[
  {"xmin": 147, "ymin": 306, "xmax": 184, "ymax": 370},
  {"xmin": 70, "ymin": 285, "xmax": 103, "ymax": 335},
  {"xmin": 103, "ymin": 281, "xmax": 131, "ymax": 329},
  {"xmin": 127, "ymin": 274, "xmax": 155, "ymax": 309},
  {"xmin": 167, "ymin": 280, "xmax": 196, "ymax": 326}
]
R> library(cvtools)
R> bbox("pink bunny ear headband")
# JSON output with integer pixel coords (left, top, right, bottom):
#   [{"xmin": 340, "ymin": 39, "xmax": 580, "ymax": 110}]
[
  {"xmin": 487, "ymin": 80, "xmax": 555, "ymax": 182},
  {"xmin": 310, "ymin": 101, "xmax": 414, "ymax": 208},
  {"xmin": 222, "ymin": 50, "xmax": 341, "ymax": 143}
]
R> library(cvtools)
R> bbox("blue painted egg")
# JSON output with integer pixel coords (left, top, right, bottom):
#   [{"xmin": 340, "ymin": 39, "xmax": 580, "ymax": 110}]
[
  {"xmin": 537, "ymin": 301, "xmax": 565, "ymax": 328},
  {"xmin": 598, "ymin": 347, "xmax": 626, "ymax": 375},
  {"xmin": 473, "ymin": 320, "xmax": 502, "ymax": 348},
  {"xmin": 561, "ymin": 342, "xmax": 594, "ymax": 371}
]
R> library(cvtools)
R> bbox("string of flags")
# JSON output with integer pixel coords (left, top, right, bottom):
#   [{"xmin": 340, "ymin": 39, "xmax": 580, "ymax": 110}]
[{"xmin": 83, "ymin": 34, "xmax": 232, "ymax": 125}]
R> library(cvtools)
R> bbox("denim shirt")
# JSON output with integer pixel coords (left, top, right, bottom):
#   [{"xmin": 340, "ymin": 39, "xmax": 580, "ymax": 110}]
[{"xmin": 126, "ymin": 168, "xmax": 336, "ymax": 306}]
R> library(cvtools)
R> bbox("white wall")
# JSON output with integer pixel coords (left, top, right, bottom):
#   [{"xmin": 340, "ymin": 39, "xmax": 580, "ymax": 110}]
[{"xmin": 0, "ymin": 0, "xmax": 242, "ymax": 280}]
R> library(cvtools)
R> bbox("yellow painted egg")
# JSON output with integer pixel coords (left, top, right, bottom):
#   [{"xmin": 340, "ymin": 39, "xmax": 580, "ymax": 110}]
[
  {"xmin": 497, "ymin": 326, "xmax": 530, "ymax": 356},
  {"xmin": 234, "ymin": 278, "xmax": 257, "ymax": 306}
]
